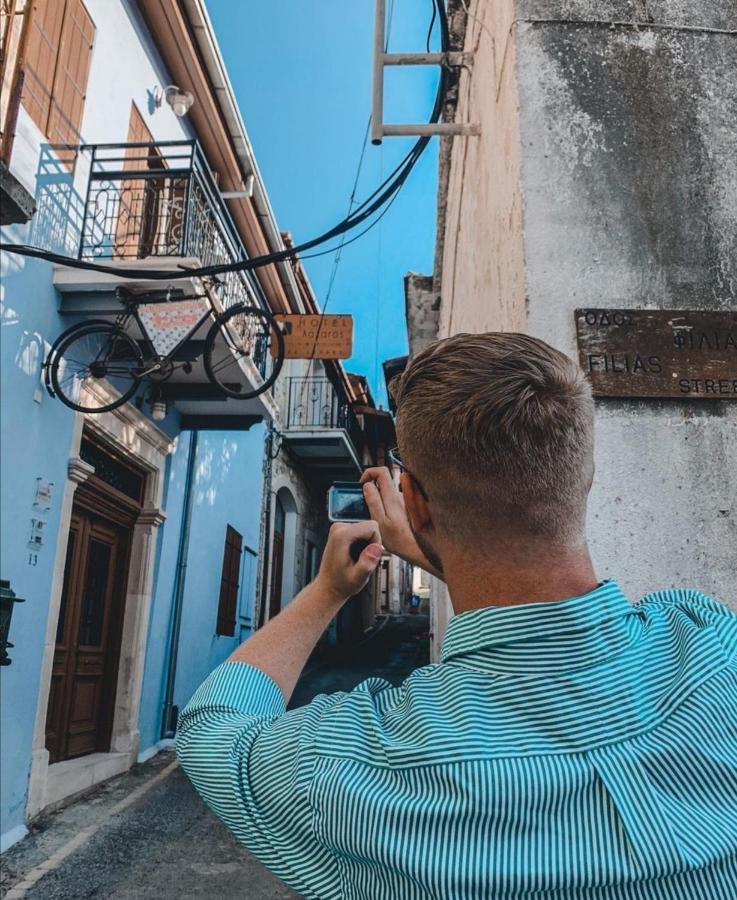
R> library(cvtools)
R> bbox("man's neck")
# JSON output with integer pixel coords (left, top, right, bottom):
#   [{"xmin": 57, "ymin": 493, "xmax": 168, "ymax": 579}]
[{"xmin": 442, "ymin": 539, "xmax": 598, "ymax": 615}]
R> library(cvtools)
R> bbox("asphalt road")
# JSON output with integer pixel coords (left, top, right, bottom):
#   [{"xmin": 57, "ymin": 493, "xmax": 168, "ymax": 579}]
[{"xmin": 2, "ymin": 614, "xmax": 429, "ymax": 900}]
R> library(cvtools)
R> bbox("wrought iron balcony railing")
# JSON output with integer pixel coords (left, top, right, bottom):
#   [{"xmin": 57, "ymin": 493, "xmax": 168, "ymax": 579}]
[
  {"xmin": 286, "ymin": 376, "xmax": 364, "ymax": 457},
  {"xmin": 78, "ymin": 140, "xmax": 264, "ymax": 313}
]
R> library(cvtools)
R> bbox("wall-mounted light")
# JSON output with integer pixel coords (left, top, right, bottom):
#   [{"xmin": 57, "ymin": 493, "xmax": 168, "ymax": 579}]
[
  {"xmin": 150, "ymin": 387, "xmax": 168, "ymax": 422},
  {"xmin": 0, "ymin": 580, "xmax": 25, "ymax": 667},
  {"xmin": 153, "ymin": 85, "xmax": 194, "ymax": 118}
]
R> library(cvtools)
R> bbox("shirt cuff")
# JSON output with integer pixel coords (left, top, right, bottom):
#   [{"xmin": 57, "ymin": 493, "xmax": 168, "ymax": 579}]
[{"xmin": 181, "ymin": 660, "xmax": 287, "ymax": 720}]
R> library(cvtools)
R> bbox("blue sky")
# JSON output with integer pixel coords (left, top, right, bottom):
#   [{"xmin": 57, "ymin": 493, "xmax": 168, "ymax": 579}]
[{"xmin": 206, "ymin": 0, "xmax": 440, "ymax": 406}]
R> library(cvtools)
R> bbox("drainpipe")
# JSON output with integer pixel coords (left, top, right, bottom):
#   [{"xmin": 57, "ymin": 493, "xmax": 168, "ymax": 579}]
[
  {"xmin": 161, "ymin": 429, "xmax": 199, "ymax": 739},
  {"xmin": 257, "ymin": 424, "xmax": 275, "ymax": 628}
]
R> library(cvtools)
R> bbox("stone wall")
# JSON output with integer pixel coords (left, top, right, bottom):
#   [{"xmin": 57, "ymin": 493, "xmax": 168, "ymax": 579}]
[{"xmin": 429, "ymin": 0, "xmax": 737, "ymax": 655}]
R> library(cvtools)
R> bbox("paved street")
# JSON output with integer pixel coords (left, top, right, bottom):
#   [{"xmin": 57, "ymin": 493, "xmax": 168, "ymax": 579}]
[{"xmin": 1, "ymin": 615, "xmax": 429, "ymax": 900}]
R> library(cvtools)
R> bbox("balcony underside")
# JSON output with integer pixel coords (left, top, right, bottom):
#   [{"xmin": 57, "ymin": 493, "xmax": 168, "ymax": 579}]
[
  {"xmin": 52, "ymin": 263, "xmax": 278, "ymax": 423},
  {"xmin": 53, "ymin": 257, "xmax": 204, "ymax": 296},
  {"xmin": 282, "ymin": 428, "xmax": 362, "ymax": 481}
]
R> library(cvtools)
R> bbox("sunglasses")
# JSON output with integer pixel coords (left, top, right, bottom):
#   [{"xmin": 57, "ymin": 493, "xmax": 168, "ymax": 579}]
[{"xmin": 388, "ymin": 446, "xmax": 429, "ymax": 500}]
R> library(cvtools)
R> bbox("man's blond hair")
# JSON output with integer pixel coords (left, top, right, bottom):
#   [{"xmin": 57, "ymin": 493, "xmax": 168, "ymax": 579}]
[{"xmin": 392, "ymin": 333, "xmax": 595, "ymax": 542}]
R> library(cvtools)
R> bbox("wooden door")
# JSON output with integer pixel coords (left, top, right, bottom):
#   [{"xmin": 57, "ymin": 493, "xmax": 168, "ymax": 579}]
[{"xmin": 46, "ymin": 507, "xmax": 130, "ymax": 762}]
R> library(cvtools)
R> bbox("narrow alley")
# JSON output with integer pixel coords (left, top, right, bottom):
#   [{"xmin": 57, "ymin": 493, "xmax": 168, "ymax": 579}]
[{"xmin": 1, "ymin": 615, "xmax": 430, "ymax": 900}]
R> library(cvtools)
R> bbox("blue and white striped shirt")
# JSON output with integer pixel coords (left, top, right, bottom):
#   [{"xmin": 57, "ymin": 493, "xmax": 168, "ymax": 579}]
[{"xmin": 176, "ymin": 582, "xmax": 737, "ymax": 898}]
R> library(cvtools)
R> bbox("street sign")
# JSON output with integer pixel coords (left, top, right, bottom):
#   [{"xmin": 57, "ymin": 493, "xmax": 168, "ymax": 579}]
[
  {"xmin": 273, "ymin": 314, "xmax": 353, "ymax": 359},
  {"xmin": 138, "ymin": 297, "xmax": 211, "ymax": 357},
  {"xmin": 575, "ymin": 308, "xmax": 737, "ymax": 398}
]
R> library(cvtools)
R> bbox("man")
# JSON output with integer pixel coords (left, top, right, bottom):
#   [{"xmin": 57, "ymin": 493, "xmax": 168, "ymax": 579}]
[{"xmin": 177, "ymin": 333, "xmax": 737, "ymax": 899}]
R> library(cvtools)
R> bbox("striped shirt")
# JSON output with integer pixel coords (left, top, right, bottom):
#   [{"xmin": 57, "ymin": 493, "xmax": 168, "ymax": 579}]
[{"xmin": 176, "ymin": 582, "xmax": 737, "ymax": 899}]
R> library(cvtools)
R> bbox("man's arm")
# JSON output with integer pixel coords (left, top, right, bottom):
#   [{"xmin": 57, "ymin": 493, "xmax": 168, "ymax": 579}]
[
  {"xmin": 361, "ymin": 466, "xmax": 445, "ymax": 580},
  {"xmin": 175, "ymin": 520, "xmax": 385, "ymax": 898},
  {"xmin": 228, "ymin": 518, "xmax": 383, "ymax": 703}
]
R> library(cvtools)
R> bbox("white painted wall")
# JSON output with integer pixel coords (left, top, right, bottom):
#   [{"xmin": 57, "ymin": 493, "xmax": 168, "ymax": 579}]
[{"xmin": 10, "ymin": 0, "xmax": 191, "ymax": 211}]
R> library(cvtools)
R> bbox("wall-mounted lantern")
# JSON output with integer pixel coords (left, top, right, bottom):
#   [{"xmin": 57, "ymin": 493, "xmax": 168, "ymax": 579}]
[
  {"xmin": 149, "ymin": 386, "xmax": 168, "ymax": 422},
  {"xmin": 153, "ymin": 85, "xmax": 194, "ymax": 118},
  {"xmin": 0, "ymin": 579, "xmax": 25, "ymax": 666}
]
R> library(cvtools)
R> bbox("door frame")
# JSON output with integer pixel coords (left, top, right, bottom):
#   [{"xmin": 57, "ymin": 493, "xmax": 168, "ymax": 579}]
[
  {"xmin": 46, "ymin": 480, "xmax": 138, "ymax": 764},
  {"xmin": 265, "ymin": 481, "xmax": 300, "ymax": 620},
  {"xmin": 27, "ymin": 379, "xmax": 173, "ymax": 819}
]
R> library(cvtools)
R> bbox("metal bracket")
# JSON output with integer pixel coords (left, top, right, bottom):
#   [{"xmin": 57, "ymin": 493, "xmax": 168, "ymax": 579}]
[{"xmin": 371, "ymin": 0, "xmax": 480, "ymax": 145}]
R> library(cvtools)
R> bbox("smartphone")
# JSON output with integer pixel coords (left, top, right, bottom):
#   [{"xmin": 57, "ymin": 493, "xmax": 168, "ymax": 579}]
[{"xmin": 327, "ymin": 481, "xmax": 370, "ymax": 522}]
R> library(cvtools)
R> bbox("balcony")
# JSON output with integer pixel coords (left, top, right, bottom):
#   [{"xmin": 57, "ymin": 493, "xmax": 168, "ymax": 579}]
[
  {"xmin": 71, "ymin": 141, "xmax": 255, "ymax": 304},
  {"xmin": 282, "ymin": 377, "xmax": 364, "ymax": 480},
  {"xmin": 50, "ymin": 140, "xmax": 277, "ymax": 423}
]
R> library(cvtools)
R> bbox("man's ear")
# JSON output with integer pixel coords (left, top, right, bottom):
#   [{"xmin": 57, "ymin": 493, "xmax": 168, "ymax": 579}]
[{"xmin": 402, "ymin": 472, "xmax": 433, "ymax": 534}]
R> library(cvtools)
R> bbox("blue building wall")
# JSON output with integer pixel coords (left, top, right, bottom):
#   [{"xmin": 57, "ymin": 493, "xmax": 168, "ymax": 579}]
[
  {"xmin": 0, "ymin": 247, "xmax": 79, "ymax": 841},
  {"xmin": 136, "ymin": 425, "xmax": 266, "ymax": 757},
  {"xmin": 1, "ymin": 236, "xmax": 268, "ymax": 844},
  {"xmin": 0, "ymin": 0, "xmax": 271, "ymax": 849}
]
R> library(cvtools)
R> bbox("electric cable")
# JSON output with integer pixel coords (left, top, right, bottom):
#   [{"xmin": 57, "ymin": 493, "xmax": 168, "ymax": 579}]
[
  {"xmin": 299, "ymin": 0, "xmax": 395, "ymax": 402},
  {"xmin": 0, "ymin": 1, "xmax": 451, "ymax": 282}
]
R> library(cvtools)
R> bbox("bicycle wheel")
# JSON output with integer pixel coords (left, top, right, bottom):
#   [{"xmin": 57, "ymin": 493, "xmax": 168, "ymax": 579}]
[
  {"xmin": 48, "ymin": 322, "xmax": 144, "ymax": 413},
  {"xmin": 204, "ymin": 304, "xmax": 285, "ymax": 399}
]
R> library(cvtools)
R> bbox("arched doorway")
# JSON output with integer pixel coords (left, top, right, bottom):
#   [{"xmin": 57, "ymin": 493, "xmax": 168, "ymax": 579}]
[{"xmin": 268, "ymin": 487, "xmax": 298, "ymax": 619}]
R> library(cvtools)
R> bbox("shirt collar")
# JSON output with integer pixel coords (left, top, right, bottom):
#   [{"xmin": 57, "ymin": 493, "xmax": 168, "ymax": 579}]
[{"xmin": 440, "ymin": 581, "xmax": 638, "ymax": 675}]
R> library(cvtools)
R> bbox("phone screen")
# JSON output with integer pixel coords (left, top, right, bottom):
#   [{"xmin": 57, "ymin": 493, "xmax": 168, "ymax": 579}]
[{"xmin": 328, "ymin": 482, "xmax": 370, "ymax": 522}]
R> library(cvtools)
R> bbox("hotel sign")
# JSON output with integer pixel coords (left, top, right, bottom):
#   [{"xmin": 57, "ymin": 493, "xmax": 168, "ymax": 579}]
[
  {"xmin": 274, "ymin": 314, "xmax": 353, "ymax": 360},
  {"xmin": 575, "ymin": 309, "xmax": 737, "ymax": 399}
]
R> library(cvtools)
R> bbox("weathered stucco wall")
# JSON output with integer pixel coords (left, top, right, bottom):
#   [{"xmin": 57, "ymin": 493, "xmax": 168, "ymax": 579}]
[
  {"xmin": 438, "ymin": 0, "xmax": 528, "ymax": 337},
  {"xmin": 516, "ymin": 8, "xmax": 736, "ymax": 606},
  {"xmin": 431, "ymin": 0, "xmax": 736, "ymax": 655}
]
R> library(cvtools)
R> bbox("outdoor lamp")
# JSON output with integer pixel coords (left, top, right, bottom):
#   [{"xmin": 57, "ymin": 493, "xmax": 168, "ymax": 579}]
[
  {"xmin": 0, "ymin": 579, "xmax": 25, "ymax": 666},
  {"xmin": 150, "ymin": 387, "xmax": 168, "ymax": 422},
  {"xmin": 163, "ymin": 85, "xmax": 194, "ymax": 118}
]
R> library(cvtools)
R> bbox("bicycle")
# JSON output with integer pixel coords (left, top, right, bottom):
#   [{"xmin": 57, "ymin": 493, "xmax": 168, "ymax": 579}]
[{"xmin": 43, "ymin": 287, "xmax": 285, "ymax": 415}]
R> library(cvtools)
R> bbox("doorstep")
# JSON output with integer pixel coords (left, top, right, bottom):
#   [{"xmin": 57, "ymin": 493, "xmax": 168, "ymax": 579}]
[{"xmin": 44, "ymin": 752, "xmax": 131, "ymax": 811}]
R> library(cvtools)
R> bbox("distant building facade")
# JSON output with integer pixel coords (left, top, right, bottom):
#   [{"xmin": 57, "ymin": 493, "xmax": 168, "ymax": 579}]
[{"xmin": 0, "ymin": 0, "xmax": 396, "ymax": 850}]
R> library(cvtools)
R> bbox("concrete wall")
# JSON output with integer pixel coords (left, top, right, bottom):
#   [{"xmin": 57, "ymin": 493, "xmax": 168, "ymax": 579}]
[
  {"xmin": 404, "ymin": 273, "xmax": 441, "ymax": 355},
  {"xmin": 430, "ymin": 0, "xmax": 736, "ymax": 655},
  {"xmin": 437, "ymin": 0, "xmax": 528, "ymax": 338}
]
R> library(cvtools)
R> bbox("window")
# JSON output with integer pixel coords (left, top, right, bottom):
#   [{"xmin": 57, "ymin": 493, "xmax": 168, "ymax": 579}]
[
  {"xmin": 79, "ymin": 432, "xmax": 145, "ymax": 504},
  {"xmin": 238, "ymin": 545, "xmax": 258, "ymax": 625},
  {"xmin": 22, "ymin": 0, "xmax": 95, "ymax": 169},
  {"xmin": 216, "ymin": 525, "xmax": 243, "ymax": 637}
]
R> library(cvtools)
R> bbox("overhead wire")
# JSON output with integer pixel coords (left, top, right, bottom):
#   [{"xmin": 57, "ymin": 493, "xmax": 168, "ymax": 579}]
[
  {"xmin": 0, "ymin": 1, "xmax": 451, "ymax": 284},
  {"xmin": 300, "ymin": 0, "xmax": 395, "ymax": 413}
]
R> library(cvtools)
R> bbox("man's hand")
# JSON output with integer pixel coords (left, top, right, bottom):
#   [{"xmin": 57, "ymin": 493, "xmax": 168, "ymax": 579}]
[
  {"xmin": 314, "ymin": 520, "xmax": 383, "ymax": 605},
  {"xmin": 360, "ymin": 467, "xmax": 444, "ymax": 579}
]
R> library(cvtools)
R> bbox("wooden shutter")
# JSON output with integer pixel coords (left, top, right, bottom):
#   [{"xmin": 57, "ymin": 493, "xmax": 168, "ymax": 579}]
[
  {"xmin": 126, "ymin": 103, "xmax": 152, "ymax": 157},
  {"xmin": 116, "ymin": 103, "xmax": 153, "ymax": 257},
  {"xmin": 46, "ymin": 0, "xmax": 94, "ymax": 168},
  {"xmin": 216, "ymin": 525, "xmax": 242, "ymax": 637},
  {"xmin": 21, "ymin": 0, "xmax": 64, "ymax": 134}
]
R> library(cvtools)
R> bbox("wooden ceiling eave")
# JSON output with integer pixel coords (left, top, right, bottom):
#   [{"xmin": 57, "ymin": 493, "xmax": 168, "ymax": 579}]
[{"xmin": 136, "ymin": 0, "xmax": 290, "ymax": 313}]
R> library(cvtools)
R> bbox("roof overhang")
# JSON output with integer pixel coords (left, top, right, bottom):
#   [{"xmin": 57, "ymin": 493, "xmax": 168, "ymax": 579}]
[{"xmin": 135, "ymin": 0, "xmax": 304, "ymax": 315}]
